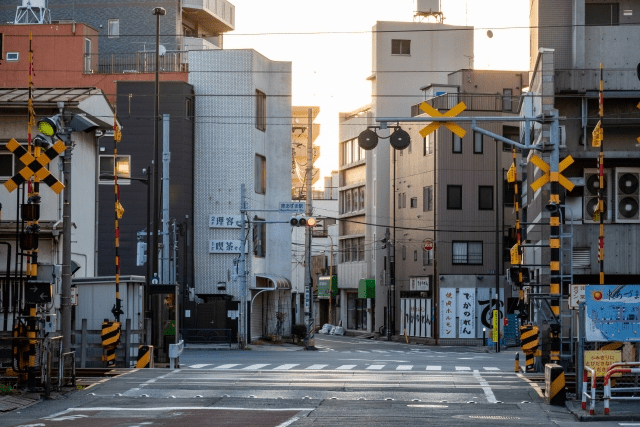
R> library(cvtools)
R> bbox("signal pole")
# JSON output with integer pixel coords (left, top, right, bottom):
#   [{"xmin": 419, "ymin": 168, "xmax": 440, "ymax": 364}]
[{"xmin": 304, "ymin": 108, "xmax": 315, "ymax": 349}]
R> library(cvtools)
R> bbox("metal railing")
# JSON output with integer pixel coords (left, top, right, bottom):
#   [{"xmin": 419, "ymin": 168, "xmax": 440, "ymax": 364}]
[
  {"xmin": 83, "ymin": 52, "xmax": 188, "ymax": 74},
  {"xmin": 183, "ymin": 328, "xmax": 233, "ymax": 346},
  {"xmin": 412, "ymin": 93, "xmax": 522, "ymax": 116}
]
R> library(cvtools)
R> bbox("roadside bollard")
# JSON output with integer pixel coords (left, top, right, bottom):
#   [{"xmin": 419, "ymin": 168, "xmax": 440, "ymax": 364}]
[{"xmin": 515, "ymin": 353, "xmax": 519, "ymax": 372}]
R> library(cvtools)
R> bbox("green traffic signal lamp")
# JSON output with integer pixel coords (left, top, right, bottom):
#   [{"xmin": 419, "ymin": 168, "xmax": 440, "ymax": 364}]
[{"xmin": 37, "ymin": 116, "xmax": 60, "ymax": 137}]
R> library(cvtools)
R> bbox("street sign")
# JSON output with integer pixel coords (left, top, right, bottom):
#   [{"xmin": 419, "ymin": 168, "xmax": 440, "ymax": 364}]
[
  {"xmin": 592, "ymin": 120, "xmax": 603, "ymax": 147},
  {"xmin": 492, "ymin": 309, "xmax": 499, "ymax": 343},
  {"xmin": 209, "ymin": 214, "xmax": 241, "ymax": 228},
  {"xmin": 569, "ymin": 284, "xmax": 586, "ymax": 308},
  {"xmin": 3, "ymin": 138, "xmax": 66, "ymax": 194},
  {"xmin": 530, "ymin": 154, "xmax": 575, "ymax": 192},
  {"xmin": 586, "ymin": 285, "xmax": 640, "ymax": 342},
  {"xmin": 422, "ymin": 239, "xmax": 434, "ymax": 251},
  {"xmin": 584, "ymin": 350, "xmax": 621, "ymax": 377},
  {"xmin": 25, "ymin": 281, "xmax": 52, "ymax": 303},
  {"xmin": 279, "ymin": 202, "xmax": 305, "ymax": 213},
  {"xmin": 510, "ymin": 243, "xmax": 520, "ymax": 265},
  {"xmin": 418, "ymin": 102, "xmax": 467, "ymax": 138}
]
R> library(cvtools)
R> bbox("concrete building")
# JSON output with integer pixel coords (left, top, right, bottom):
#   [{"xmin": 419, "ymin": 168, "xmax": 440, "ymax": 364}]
[
  {"xmin": 0, "ymin": 0, "xmax": 234, "ymax": 54},
  {"xmin": 189, "ymin": 49, "xmax": 293, "ymax": 343},
  {"xmin": 393, "ymin": 69, "xmax": 525, "ymax": 342},
  {"xmin": 337, "ymin": 5, "xmax": 473, "ymax": 335},
  {"xmin": 522, "ymin": 0, "xmax": 640, "ymax": 364}
]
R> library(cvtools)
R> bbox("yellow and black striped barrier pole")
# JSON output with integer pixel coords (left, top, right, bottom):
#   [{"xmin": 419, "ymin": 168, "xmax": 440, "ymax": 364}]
[
  {"xmin": 520, "ymin": 325, "xmax": 539, "ymax": 372},
  {"xmin": 101, "ymin": 321, "xmax": 121, "ymax": 367},
  {"xmin": 545, "ymin": 363, "xmax": 566, "ymax": 405},
  {"xmin": 136, "ymin": 345, "xmax": 153, "ymax": 368}
]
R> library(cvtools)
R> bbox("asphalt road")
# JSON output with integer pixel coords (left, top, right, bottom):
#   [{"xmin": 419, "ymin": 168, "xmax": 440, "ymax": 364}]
[{"xmin": 0, "ymin": 336, "xmax": 629, "ymax": 426}]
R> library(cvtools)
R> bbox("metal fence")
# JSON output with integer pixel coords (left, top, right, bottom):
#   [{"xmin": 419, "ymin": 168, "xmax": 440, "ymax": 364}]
[
  {"xmin": 83, "ymin": 52, "xmax": 188, "ymax": 74},
  {"xmin": 183, "ymin": 328, "xmax": 233, "ymax": 346}
]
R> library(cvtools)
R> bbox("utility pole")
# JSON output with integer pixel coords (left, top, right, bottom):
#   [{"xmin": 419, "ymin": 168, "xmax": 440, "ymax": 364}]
[
  {"xmin": 161, "ymin": 114, "xmax": 170, "ymax": 284},
  {"xmin": 385, "ymin": 228, "xmax": 391, "ymax": 341},
  {"xmin": 238, "ymin": 184, "xmax": 247, "ymax": 347},
  {"xmin": 304, "ymin": 108, "xmax": 315, "ymax": 349},
  {"xmin": 495, "ymin": 135, "xmax": 501, "ymax": 353},
  {"xmin": 60, "ymin": 114, "xmax": 72, "ymax": 355}
]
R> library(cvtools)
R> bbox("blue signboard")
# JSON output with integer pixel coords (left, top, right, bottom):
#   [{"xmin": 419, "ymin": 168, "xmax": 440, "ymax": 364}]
[{"xmin": 585, "ymin": 285, "xmax": 640, "ymax": 342}]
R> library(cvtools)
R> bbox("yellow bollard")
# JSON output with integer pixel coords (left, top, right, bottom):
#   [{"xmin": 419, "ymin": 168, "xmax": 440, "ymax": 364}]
[{"xmin": 515, "ymin": 353, "xmax": 520, "ymax": 372}]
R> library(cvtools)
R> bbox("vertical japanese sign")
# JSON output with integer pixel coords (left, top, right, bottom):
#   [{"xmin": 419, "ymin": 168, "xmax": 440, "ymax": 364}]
[
  {"xmin": 440, "ymin": 288, "xmax": 456, "ymax": 338},
  {"xmin": 458, "ymin": 288, "xmax": 476, "ymax": 338},
  {"xmin": 492, "ymin": 310, "xmax": 499, "ymax": 342}
]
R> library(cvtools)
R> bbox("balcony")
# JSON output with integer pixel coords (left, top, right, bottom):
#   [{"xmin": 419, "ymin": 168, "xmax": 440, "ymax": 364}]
[
  {"xmin": 555, "ymin": 68, "xmax": 640, "ymax": 93},
  {"xmin": 182, "ymin": 0, "xmax": 235, "ymax": 33},
  {"xmin": 411, "ymin": 92, "xmax": 521, "ymax": 116},
  {"xmin": 183, "ymin": 36, "xmax": 220, "ymax": 51},
  {"xmin": 83, "ymin": 52, "xmax": 188, "ymax": 75}
]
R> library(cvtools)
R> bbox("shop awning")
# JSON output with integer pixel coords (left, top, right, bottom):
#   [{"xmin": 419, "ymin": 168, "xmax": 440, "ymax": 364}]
[{"xmin": 254, "ymin": 274, "xmax": 291, "ymax": 290}]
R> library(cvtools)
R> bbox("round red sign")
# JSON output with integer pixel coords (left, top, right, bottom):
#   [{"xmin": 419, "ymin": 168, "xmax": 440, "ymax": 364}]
[{"xmin": 423, "ymin": 239, "xmax": 434, "ymax": 251}]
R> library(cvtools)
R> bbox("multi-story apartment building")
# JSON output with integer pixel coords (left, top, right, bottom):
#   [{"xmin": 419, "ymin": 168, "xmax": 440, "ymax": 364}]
[
  {"xmin": 394, "ymin": 69, "xmax": 525, "ymax": 342},
  {"xmin": 0, "ymin": 0, "xmax": 234, "ymax": 54},
  {"xmin": 337, "ymin": 4, "xmax": 473, "ymax": 335},
  {"xmin": 522, "ymin": 0, "xmax": 640, "ymax": 364},
  {"xmin": 189, "ymin": 49, "xmax": 293, "ymax": 343}
]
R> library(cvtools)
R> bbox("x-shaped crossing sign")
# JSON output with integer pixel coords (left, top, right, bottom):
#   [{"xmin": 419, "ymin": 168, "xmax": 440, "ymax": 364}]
[
  {"xmin": 529, "ymin": 154, "xmax": 575, "ymax": 192},
  {"xmin": 3, "ymin": 138, "xmax": 66, "ymax": 194},
  {"xmin": 418, "ymin": 101, "xmax": 467, "ymax": 139}
]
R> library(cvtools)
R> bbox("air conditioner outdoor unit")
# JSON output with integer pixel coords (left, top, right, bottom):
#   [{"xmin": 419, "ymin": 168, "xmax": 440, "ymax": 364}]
[
  {"xmin": 615, "ymin": 167, "xmax": 640, "ymax": 223},
  {"xmin": 583, "ymin": 168, "xmax": 612, "ymax": 223}
]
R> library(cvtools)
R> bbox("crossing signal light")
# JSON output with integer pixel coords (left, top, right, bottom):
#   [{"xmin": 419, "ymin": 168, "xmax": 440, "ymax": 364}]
[
  {"xmin": 37, "ymin": 115, "xmax": 62, "ymax": 137},
  {"xmin": 290, "ymin": 216, "xmax": 317, "ymax": 227}
]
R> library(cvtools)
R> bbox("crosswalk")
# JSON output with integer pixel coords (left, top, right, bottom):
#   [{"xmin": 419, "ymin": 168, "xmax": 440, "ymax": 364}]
[{"xmin": 185, "ymin": 363, "xmax": 502, "ymax": 372}]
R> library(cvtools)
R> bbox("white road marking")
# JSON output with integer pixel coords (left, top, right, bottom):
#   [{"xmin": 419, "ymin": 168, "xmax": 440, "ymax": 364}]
[
  {"xmin": 188, "ymin": 364, "xmax": 212, "ymax": 369},
  {"xmin": 366, "ymin": 365, "xmax": 385, "ymax": 370},
  {"xmin": 396, "ymin": 365, "xmax": 413, "ymax": 371},
  {"xmin": 473, "ymin": 369, "xmax": 498, "ymax": 403},
  {"xmin": 356, "ymin": 350, "xmax": 370, "ymax": 353},
  {"xmin": 371, "ymin": 350, "xmax": 389, "ymax": 353},
  {"xmin": 455, "ymin": 366, "xmax": 471, "ymax": 371},
  {"xmin": 483, "ymin": 367, "xmax": 500, "ymax": 371},
  {"xmin": 276, "ymin": 416, "xmax": 300, "ymax": 427},
  {"xmin": 426, "ymin": 366, "xmax": 442, "ymax": 371},
  {"xmin": 336, "ymin": 364, "xmax": 357, "ymax": 370},
  {"xmin": 305, "ymin": 364, "xmax": 328, "ymax": 370},
  {"xmin": 215, "ymin": 364, "xmax": 240, "ymax": 369},
  {"xmin": 243, "ymin": 364, "xmax": 270, "ymax": 370},
  {"xmin": 273, "ymin": 364, "xmax": 299, "ymax": 370}
]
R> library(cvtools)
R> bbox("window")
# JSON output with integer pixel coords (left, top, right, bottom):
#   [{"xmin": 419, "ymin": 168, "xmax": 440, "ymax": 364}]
[
  {"xmin": 6, "ymin": 52, "xmax": 19, "ymax": 62},
  {"xmin": 502, "ymin": 125, "xmax": 520, "ymax": 152},
  {"xmin": 346, "ymin": 191, "xmax": 352, "ymax": 212},
  {"xmin": 423, "ymin": 186, "xmax": 433, "ymax": 211},
  {"xmin": 414, "ymin": 250, "xmax": 418, "ymax": 262},
  {"xmin": 410, "ymin": 197, "xmax": 418, "ymax": 208},
  {"xmin": 502, "ymin": 88, "xmax": 513, "ymax": 112},
  {"xmin": 452, "ymin": 134, "xmax": 462, "ymax": 153},
  {"xmin": 586, "ymin": 3, "xmax": 619, "ymax": 26},
  {"xmin": 402, "ymin": 193, "xmax": 407, "ymax": 208},
  {"xmin": 108, "ymin": 19, "xmax": 119, "ymax": 38},
  {"xmin": 402, "ymin": 245, "xmax": 406, "ymax": 260},
  {"xmin": 253, "ymin": 218, "xmax": 266, "ymax": 257},
  {"xmin": 478, "ymin": 185, "xmax": 494, "ymax": 210},
  {"xmin": 358, "ymin": 237, "xmax": 365, "ymax": 261},
  {"xmin": 0, "ymin": 142, "xmax": 26, "ymax": 179},
  {"xmin": 360, "ymin": 187, "xmax": 365, "ymax": 209},
  {"xmin": 473, "ymin": 131, "xmax": 483, "ymax": 154},
  {"xmin": 424, "ymin": 133, "xmax": 434, "ymax": 156},
  {"xmin": 447, "ymin": 185, "xmax": 462, "ymax": 210},
  {"xmin": 186, "ymin": 98, "xmax": 193, "ymax": 120},
  {"xmin": 255, "ymin": 90, "xmax": 266, "ymax": 131},
  {"xmin": 452, "ymin": 241, "xmax": 483, "ymax": 265},
  {"xmin": 341, "ymin": 237, "xmax": 365, "ymax": 263},
  {"xmin": 423, "ymin": 249, "xmax": 432, "ymax": 266},
  {"xmin": 504, "ymin": 179, "xmax": 521, "ymax": 207},
  {"xmin": 254, "ymin": 154, "xmax": 266, "ymax": 194},
  {"xmin": 84, "ymin": 38, "xmax": 91, "ymax": 72},
  {"xmin": 391, "ymin": 39, "xmax": 411, "ymax": 55},
  {"xmin": 408, "ymin": 138, "xmax": 412, "ymax": 153},
  {"xmin": 99, "ymin": 155, "xmax": 131, "ymax": 184}
]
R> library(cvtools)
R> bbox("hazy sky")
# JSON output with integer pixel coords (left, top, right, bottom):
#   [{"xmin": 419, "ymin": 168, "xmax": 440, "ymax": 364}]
[{"xmin": 224, "ymin": 0, "xmax": 530, "ymax": 185}]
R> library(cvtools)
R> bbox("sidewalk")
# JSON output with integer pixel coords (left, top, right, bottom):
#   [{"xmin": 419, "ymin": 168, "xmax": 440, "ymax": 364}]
[
  {"xmin": 184, "ymin": 341, "xmax": 304, "ymax": 351},
  {"xmin": 566, "ymin": 399, "xmax": 640, "ymax": 422}
]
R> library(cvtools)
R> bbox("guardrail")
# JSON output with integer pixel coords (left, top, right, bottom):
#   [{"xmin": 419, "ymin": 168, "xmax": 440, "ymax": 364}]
[
  {"xmin": 183, "ymin": 328, "xmax": 233, "ymax": 347},
  {"xmin": 604, "ymin": 362, "xmax": 640, "ymax": 415},
  {"xmin": 169, "ymin": 340, "xmax": 184, "ymax": 370},
  {"xmin": 582, "ymin": 366, "xmax": 597, "ymax": 415}
]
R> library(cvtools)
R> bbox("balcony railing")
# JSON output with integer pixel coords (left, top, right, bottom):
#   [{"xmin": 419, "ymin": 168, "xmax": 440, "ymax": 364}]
[
  {"xmin": 83, "ymin": 52, "xmax": 188, "ymax": 75},
  {"xmin": 411, "ymin": 93, "xmax": 521, "ymax": 116}
]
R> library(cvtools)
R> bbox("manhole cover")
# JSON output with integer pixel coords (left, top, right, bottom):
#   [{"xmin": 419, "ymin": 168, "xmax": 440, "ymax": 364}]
[{"xmin": 469, "ymin": 415, "xmax": 521, "ymax": 420}]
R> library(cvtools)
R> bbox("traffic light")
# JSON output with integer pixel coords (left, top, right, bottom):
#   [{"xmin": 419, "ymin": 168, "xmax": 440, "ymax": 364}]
[{"xmin": 290, "ymin": 216, "xmax": 317, "ymax": 227}]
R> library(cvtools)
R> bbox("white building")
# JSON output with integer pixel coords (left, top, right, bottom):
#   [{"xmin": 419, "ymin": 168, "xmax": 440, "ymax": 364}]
[
  {"xmin": 189, "ymin": 49, "xmax": 293, "ymax": 342},
  {"xmin": 338, "ymin": 7, "xmax": 474, "ymax": 334},
  {"xmin": 0, "ymin": 88, "xmax": 116, "ymax": 330}
]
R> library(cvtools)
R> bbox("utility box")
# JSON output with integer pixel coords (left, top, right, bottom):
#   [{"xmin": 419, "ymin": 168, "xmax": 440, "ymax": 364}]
[
  {"xmin": 318, "ymin": 276, "xmax": 337, "ymax": 299},
  {"xmin": 358, "ymin": 278, "xmax": 375, "ymax": 299}
]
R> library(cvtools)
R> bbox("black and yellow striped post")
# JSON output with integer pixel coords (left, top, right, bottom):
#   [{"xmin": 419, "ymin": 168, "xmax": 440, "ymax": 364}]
[
  {"xmin": 521, "ymin": 325, "xmax": 539, "ymax": 372},
  {"xmin": 101, "ymin": 321, "xmax": 121, "ymax": 367},
  {"xmin": 508, "ymin": 149, "xmax": 527, "ymax": 318},
  {"xmin": 597, "ymin": 63, "xmax": 605, "ymax": 285},
  {"xmin": 136, "ymin": 345, "xmax": 153, "ymax": 368},
  {"xmin": 112, "ymin": 115, "xmax": 124, "ymax": 323},
  {"xmin": 545, "ymin": 363, "xmax": 566, "ymax": 405}
]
